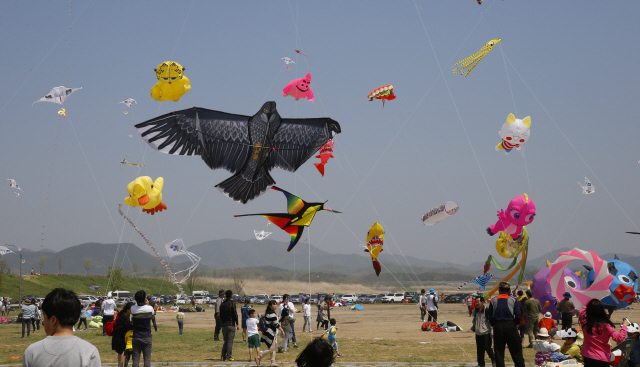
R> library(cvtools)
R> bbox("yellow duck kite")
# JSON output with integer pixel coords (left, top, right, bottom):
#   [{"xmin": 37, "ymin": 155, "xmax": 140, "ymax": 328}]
[
  {"xmin": 150, "ymin": 61, "xmax": 191, "ymax": 102},
  {"xmin": 124, "ymin": 176, "xmax": 167, "ymax": 215},
  {"xmin": 365, "ymin": 222, "xmax": 384, "ymax": 276},
  {"xmin": 452, "ymin": 39, "xmax": 501, "ymax": 77}
]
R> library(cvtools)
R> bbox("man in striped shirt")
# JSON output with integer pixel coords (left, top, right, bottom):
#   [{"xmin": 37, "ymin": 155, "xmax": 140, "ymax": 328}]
[{"xmin": 131, "ymin": 290, "xmax": 155, "ymax": 367}]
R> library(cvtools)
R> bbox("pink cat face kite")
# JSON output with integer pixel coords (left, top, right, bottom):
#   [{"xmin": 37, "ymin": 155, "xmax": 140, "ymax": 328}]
[
  {"xmin": 487, "ymin": 193, "xmax": 536, "ymax": 239},
  {"xmin": 283, "ymin": 73, "xmax": 314, "ymax": 102}
]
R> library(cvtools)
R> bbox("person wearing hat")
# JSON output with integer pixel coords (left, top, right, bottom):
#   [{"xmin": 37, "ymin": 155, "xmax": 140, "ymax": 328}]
[
  {"xmin": 425, "ymin": 288, "xmax": 439, "ymax": 323},
  {"xmin": 539, "ymin": 312, "xmax": 558, "ymax": 338},
  {"xmin": 522, "ymin": 289, "xmax": 542, "ymax": 347},
  {"xmin": 21, "ymin": 298, "xmax": 37, "ymax": 338},
  {"xmin": 488, "ymin": 282, "xmax": 525, "ymax": 367},
  {"xmin": 214, "ymin": 289, "xmax": 225, "ymax": 341},
  {"xmin": 626, "ymin": 321, "xmax": 640, "ymax": 367},
  {"xmin": 557, "ymin": 292, "xmax": 575, "ymax": 330},
  {"xmin": 559, "ymin": 328, "xmax": 583, "ymax": 363}
]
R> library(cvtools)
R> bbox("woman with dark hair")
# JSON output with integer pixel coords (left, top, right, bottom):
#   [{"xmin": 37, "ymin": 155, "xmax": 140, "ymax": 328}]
[
  {"xmin": 579, "ymin": 299, "xmax": 629, "ymax": 367},
  {"xmin": 294, "ymin": 337, "xmax": 336, "ymax": 367},
  {"xmin": 112, "ymin": 302, "xmax": 134, "ymax": 367},
  {"xmin": 257, "ymin": 300, "xmax": 285, "ymax": 367},
  {"xmin": 318, "ymin": 296, "xmax": 331, "ymax": 330}
]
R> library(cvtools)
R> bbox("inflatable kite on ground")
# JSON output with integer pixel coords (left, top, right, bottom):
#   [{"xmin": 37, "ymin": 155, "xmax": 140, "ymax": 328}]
[
  {"xmin": 531, "ymin": 261, "xmax": 583, "ymax": 318},
  {"xmin": 120, "ymin": 98, "xmax": 137, "ymax": 114},
  {"xmin": 295, "ymin": 50, "xmax": 309, "ymax": 57},
  {"xmin": 456, "ymin": 273, "xmax": 493, "ymax": 290},
  {"xmin": 585, "ymin": 255, "xmax": 638, "ymax": 311},
  {"xmin": 123, "ymin": 176, "xmax": 166, "ymax": 215},
  {"xmin": 254, "ymin": 230, "xmax": 272, "ymax": 240},
  {"xmin": 452, "ymin": 39, "xmax": 501, "ymax": 77},
  {"xmin": 367, "ymin": 85, "xmax": 396, "ymax": 108},
  {"xmin": 579, "ymin": 177, "xmax": 595, "ymax": 194},
  {"xmin": 33, "ymin": 86, "xmax": 82, "ymax": 105},
  {"xmin": 314, "ymin": 140, "xmax": 334, "ymax": 176},
  {"xmin": 164, "ymin": 239, "xmax": 200, "ymax": 283},
  {"xmin": 548, "ymin": 248, "xmax": 612, "ymax": 310},
  {"xmin": 135, "ymin": 102, "xmax": 341, "ymax": 204},
  {"xmin": 365, "ymin": 222, "xmax": 384, "ymax": 276},
  {"xmin": 283, "ymin": 73, "xmax": 314, "ymax": 102},
  {"xmin": 7, "ymin": 179, "xmax": 22, "ymax": 191},
  {"xmin": 150, "ymin": 61, "xmax": 191, "ymax": 102},
  {"xmin": 422, "ymin": 201, "xmax": 459, "ymax": 226},
  {"xmin": 496, "ymin": 114, "xmax": 531, "ymax": 154},
  {"xmin": 0, "ymin": 246, "xmax": 15, "ymax": 255},
  {"xmin": 119, "ymin": 154, "xmax": 145, "ymax": 167},
  {"xmin": 235, "ymin": 186, "xmax": 340, "ymax": 251},
  {"xmin": 118, "ymin": 204, "xmax": 186, "ymax": 297}
]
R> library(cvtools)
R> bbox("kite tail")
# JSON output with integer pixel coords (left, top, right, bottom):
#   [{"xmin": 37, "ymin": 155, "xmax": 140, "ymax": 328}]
[
  {"xmin": 483, "ymin": 249, "xmax": 527, "ymax": 299},
  {"xmin": 372, "ymin": 260, "xmax": 381, "ymax": 277},
  {"xmin": 216, "ymin": 168, "xmax": 275, "ymax": 204},
  {"xmin": 314, "ymin": 162, "xmax": 325, "ymax": 176}
]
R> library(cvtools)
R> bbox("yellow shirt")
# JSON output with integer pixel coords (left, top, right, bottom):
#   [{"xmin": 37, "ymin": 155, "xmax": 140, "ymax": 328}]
[{"xmin": 125, "ymin": 330, "xmax": 133, "ymax": 350}]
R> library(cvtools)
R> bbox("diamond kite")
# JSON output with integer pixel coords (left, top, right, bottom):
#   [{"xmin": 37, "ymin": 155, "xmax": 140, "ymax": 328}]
[
  {"xmin": 452, "ymin": 39, "xmax": 501, "ymax": 77},
  {"xmin": 254, "ymin": 230, "xmax": 272, "ymax": 241},
  {"xmin": 7, "ymin": 179, "xmax": 22, "ymax": 191}
]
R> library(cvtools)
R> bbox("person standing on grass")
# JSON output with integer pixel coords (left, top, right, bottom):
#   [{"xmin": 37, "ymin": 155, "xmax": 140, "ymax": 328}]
[
  {"xmin": 580, "ymin": 298, "xmax": 628, "ymax": 367},
  {"xmin": 419, "ymin": 289, "xmax": 427, "ymax": 322},
  {"xmin": 318, "ymin": 296, "xmax": 331, "ymax": 330},
  {"xmin": 466, "ymin": 293, "xmax": 475, "ymax": 316},
  {"xmin": 246, "ymin": 309, "xmax": 261, "ymax": 363},
  {"xmin": 471, "ymin": 296, "xmax": 495, "ymax": 367},
  {"xmin": 425, "ymin": 288, "xmax": 439, "ymax": 322},
  {"xmin": 558, "ymin": 292, "xmax": 576, "ymax": 329},
  {"xmin": 279, "ymin": 294, "xmax": 298, "ymax": 348},
  {"xmin": 241, "ymin": 298, "xmax": 252, "ymax": 342},
  {"xmin": 176, "ymin": 310, "xmax": 184, "ymax": 335},
  {"xmin": 112, "ymin": 302, "xmax": 134, "ymax": 367},
  {"xmin": 101, "ymin": 295, "xmax": 116, "ymax": 336},
  {"xmin": 523, "ymin": 289, "xmax": 542, "ymax": 347},
  {"xmin": 148, "ymin": 297, "xmax": 158, "ymax": 332},
  {"xmin": 131, "ymin": 290, "xmax": 155, "ymax": 367},
  {"xmin": 22, "ymin": 288, "xmax": 101, "ymax": 367},
  {"xmin": 488, "ymin": 282, "xmax": 525, "ymax": 367},
  {"xmin": 219, "ymin": 290, "xmax": 239, "ymax": 361},
  {"xmin": 214, "ymin": 289, "xmax": 224, "ymax": 341},
  {"xmin": 78, "ymin": 301, "xmax": 89, "ymax": 330},
  {"xmin": 21, "ymin": 298, "xmax": 36, "ymax": 338},
  {"xmin": 302, "ymin": 298, "xmax": 312, "ymax": 333},
  {"xmin": 258, "ymin": 300, "xmax": 285, "ymax": 367},
  {"xmin": 278, "ymin": 308, "xmax": 295, "ymax": 353},
  {"xmin": 321, "ymin": 318, "xmax": 343, "ymax": 358}
]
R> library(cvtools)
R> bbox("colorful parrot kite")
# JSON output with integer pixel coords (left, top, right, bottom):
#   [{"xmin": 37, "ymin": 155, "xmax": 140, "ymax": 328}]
[
  {"xmin": 585, "ymin": 255, "xmax": 638, "ymax": 311},
  {"xmin": 235, "ymin": 186, "xmax": 340, "ymax": 252},
  {"xmin": 314, "ymin": 140, "xmax": 334, "ymax": 176},
  {"xmin": 452, "ymin": 39, "xmax": 501, "ymax": 77},
  {"xmin": 283, "ymin": 73, "xmax": 314, "ymax": 102},
  {"xmin": 496, "ymin": 113, "xmax": 531, "ymax": 154},
  {"xmin": 7, "ymin": 179, "xmax": 22, "ymax": 191},
  {"xmin": 120, "ymin": 98, "xmax": 137, "ymax": 114},
  {"xmin": 135, "ymin": 102, "xmax": 340, "ymax": 204},
  {"xmin": 365, "ymin": 222, "xmax": 384, "ymax": 276},
  {"xmin": 254, "ymin": 230, "xmax": 272, "ymax": 241},
  {"xmin": 33, "ymin": 86, "xmax": 82, "ymax": 105},
  {"xmin": 580, "ymin": 177, "xmax": 595, "ymax": 194},
  {"xmin": 119, "ymin": 154, "xmax": 145, "ymax": 167},
  {"xmin": 124, "ymin": 176, "xmax": 167, "ymax": 215},
  {"xmin": 150, "ymin": 61, "xmax": 191, "ymax": 102},
  {"xmin": 367, "ymin": 85, "xmax": 396, "ymax": 108}
]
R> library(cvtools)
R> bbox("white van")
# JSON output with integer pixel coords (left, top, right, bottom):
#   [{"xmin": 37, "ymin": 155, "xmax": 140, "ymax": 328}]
[
  {"xmin": 381, "ymin": 293, "xmax": 404, "ymax": 303},
  {"xmin": 192, "ymin": 290, "xmax": 209, "ymax": 297}
]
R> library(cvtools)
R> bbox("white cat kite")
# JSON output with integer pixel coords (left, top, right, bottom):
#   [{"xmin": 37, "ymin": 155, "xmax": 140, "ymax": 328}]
[{"xmin": 496, "ymin": 113, "xmax": 531, "ymax": 155}]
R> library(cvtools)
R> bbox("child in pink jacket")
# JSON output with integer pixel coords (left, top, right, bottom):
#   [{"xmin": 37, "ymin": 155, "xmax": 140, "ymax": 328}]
[{"xmin": 579, "ymin": 299, "xmax": 629, "ymax": 367}]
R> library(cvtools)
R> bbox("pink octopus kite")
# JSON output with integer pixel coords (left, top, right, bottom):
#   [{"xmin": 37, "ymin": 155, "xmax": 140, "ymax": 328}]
[
  {"xmin": 283, "ymin": 73, "xmax": 314, "ymax": 102},
  {"xmin": 548, "ymin": 248, "xmax": 613, "ymax": 309},
  {"xmin": 487, "ymin": 193, "xmax": 536, "ymax": 240}
]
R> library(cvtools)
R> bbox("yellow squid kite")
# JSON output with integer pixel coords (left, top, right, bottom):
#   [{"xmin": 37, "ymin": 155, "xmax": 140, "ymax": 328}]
[
  {"xmin": 452, "ymin": 39, "xmax": 501, "ymax": 78},
  {"xmin": 365, "ymin": 222, "xmax": 384, "ymax": 276}
]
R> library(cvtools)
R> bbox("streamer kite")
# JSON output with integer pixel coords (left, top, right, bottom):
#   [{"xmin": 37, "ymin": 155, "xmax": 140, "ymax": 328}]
[
  {"xmin": 585, "ymin": 255, "xmax": 638, "ymax": 310},
  {"xmin": 118, "ymin": 204, "xmax": 186, "ymax": 297},
  {"xmin": 579, "ymin": 177, "xmax": 595, "ymax": 194},
  {"xmin": 365, "ymin": 222, "xmax": 384, "ymax": 276},
  {"xmin": 422, "ymin": 201, "xmax": 459, "ymax": 226},
  {"xmin": 119, "ymin": 154, "xmax": 145, "ymax": 167},
  {"xmin": 150, "ymin": 61, "xmax": 191, "ymax": 102},
  {"xmin": 283, "ymin": 73, "xmax": 314, "ymax": 102},
  {"xmin": 456, "ymin": 274, "xmax": 493, "ymax": 290},
  {"xmin": 548, "ymin": 248, "xmax": 612, "ymax": 310},
  {"xmin": 452, "ymin": 39, "xmax": 501, "ymax": 77},
  {"xmin": 235, "ymin": 186, "xmax": 340, "ymax": 251},
  {"xmin": 7, "ymin": 179, "xmax": 22, "ymax": 191},
  {"xmin": 164, "ymin": 239, "xmax": 200, "ymax": 283},
  {"xmin": 496, "ymin": 114, "xmax": 531, "ymax": 154},
  {"xmin": 33, "ymin": 86, "xmax": 82, "ymax": 105},
  {"xmin": 120, "ymin": 98, "xmax": 137, "ymax": 114},
  {"xmin": 314, "ymin": 140, "xmax": 334, "ymax": 176},
  {"xmin": 367, "ymin": 85, "xmax": 396, "ymax": 108},
  {"xmin": 135, "ymin": 102, "xmax": 341, "ymax": 204},
  {"xmin": 123, "ymin": 176, "xmax": 166, "ymax": 215}
]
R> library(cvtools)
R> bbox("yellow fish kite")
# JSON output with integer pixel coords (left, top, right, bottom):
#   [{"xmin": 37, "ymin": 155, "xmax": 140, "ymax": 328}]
[
  {"xmin": 452, "ymin": 39, "xmax": 501, "ymax": 77},
  {"xmin": 365, "ymin": 222, "xmax": 384, "ymax": 276}
]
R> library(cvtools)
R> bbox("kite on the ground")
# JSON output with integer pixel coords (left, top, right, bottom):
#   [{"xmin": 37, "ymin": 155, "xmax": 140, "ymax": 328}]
[
  {"xmin": 0, "ymin": 246, "xmax": 15, "ymax": 255},
  {"xmin": 254, "ymin": 230, "xmax": 272, "ymax": 241},
  {"xmin": 580, "ymin": 177, "xmax": 594, "ymax": 194},
  {"xmin": 452, "ymin": 39, "xmax": 501, "ymax": 77},
  {"xmin": 150, "ymin": 61, "xmax": 191, "ymax": 102},
  {"xmin": 164, "ymin": 239, "xmax": 200, "ymax": 283},
  {"xmin": 496, "ymin": 114, "xmax": 531, "ymax": 154},
  {"xmin": 531, "ymin": 260, "xmax": 583, "ymax": 318},
  {"xmin": 235, "ymin": 186, "xmax": 340, "ymax": 251},
  {"xmin": 367, "ymin": 85, "xmax": 396, "ymax": 108},
  {"xmin": 422, "ymin": 201, "xmax": 459, "ymax": 226},
  {"xmin": 7, "ymin": 179, "xmax": 22, "ymax": 191},
  {"xmin": 283, "ymin": 73, "xmax": 314, "ymax": 102},
  {"xmin": 120, "ymin": 98, "xmax": 137, "ymax": 114},
  {"xmin": 33, "ymin": 86, "xmax": 82, "ymax": 105},
  {"xmin": 124, "ymin": 176, "xmax": 167, "ymax": 215},
  {"xmin": 314, "ymin": 140, "xmax": 334, "ymax": 176},
  {"xmin": 295, "ymin": 50, "xmax": 309, "ymax": 57},
  {"xmin": 134, "ymin": 102, "xmax": 341, "ymax": 204},
  {"xmin": 585, "ymin": 255, "xmax": 638, "ymax": 311},
  {"xmin": 120, "ymin": 154, "xmax": 145, "ymax": 167},
  {"xmin": 365, "ymin": 222, "xmax": 384, "ymax": 276}
]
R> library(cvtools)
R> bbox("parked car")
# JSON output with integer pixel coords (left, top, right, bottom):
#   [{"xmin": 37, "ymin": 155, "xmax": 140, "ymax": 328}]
[
  {"xmin": 290, "ymin": 294, "xmax": 301, "ymax": 304},
  {"xmin": 176, "ymin": 297, "xmax": 190, "ymax": 305},
  {"xmin": 381, "ymin": 293, "xmax": 404, "ymax": 303},
  {"xmin": 404, "ymin": 291, "xmax": 418, "ymax": 300},
  {"xmin": 245, "ymin": 295, "xmax": 257, "ymax": 303},
  {"xmin": 310, "ymin": 295, "xmax": 318, "ymax": 304},
  {"xmin": 363, "ymin": 294, "xmax": 381, "ymax": 304},
  {"xmin": 271, "ymin": 295, "xmax": 283, "ymax": 303},
  {"xmin": 444, "ymin": 293, "xmax": 468, "ymax": 303},
  {"xmin": 407, "ymin": 295, "xmax": 420, "ymax": 304},
  {"xmin": 357, "ymin": 294, "xmax": 370, "ymax": 303},
  {"xmin": 340, "ymin": 294, "xmax": 358, "ymax": 303},
  {"xmin": 255, "ymin": 295, "xmax": 269, "ymax": 305},
  {"xmin": 232, "ymin": 294, "xmax": 244, "ymax": 303}
]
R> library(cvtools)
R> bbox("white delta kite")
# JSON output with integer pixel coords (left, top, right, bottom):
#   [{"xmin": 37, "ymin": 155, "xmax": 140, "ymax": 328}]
[{"xmin": 164, "ymin": 239, "xmax": 200, "ymax": 283}]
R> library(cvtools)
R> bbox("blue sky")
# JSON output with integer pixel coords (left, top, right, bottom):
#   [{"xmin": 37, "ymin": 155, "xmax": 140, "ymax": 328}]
[{"xmin": 1, "ymin": 1, "xmax": 639, "ymax": 270}]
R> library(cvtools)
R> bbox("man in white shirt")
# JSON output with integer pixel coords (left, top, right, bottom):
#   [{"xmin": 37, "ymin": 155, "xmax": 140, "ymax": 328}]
[
  {"xmin": 278, "ymin": 294, "xmax": 298, "ymax": 348},
  {"xmin": 418, "ymin": 289, "xmax": 427, "ymax": 322},
  {"xmin": 302, "ymin": 298, "xmax": 312, "ymax": 332},
  {"xmin": 101, "ymin": 296, "xmax": 116, "ymax": 336},
  {"xmin": 425, "ymin": 288, "xmax": 439, "ymax": 322}
]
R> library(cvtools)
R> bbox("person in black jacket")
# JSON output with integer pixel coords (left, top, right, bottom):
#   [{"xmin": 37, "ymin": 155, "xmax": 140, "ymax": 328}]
[
  {"xmin": 487, "ymin": 282, "xmax": 525, "ymax": 367},
  {"xmin": 112, "ymin": 302, "xmax": 134, "ymax": 367},
  {"xmin": 219, "ymin": 290, "xmax": 239, "ymax": 361}
]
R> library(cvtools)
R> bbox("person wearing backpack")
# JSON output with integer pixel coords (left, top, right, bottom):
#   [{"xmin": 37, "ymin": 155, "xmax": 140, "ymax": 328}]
[
  {"xmin": 257, "ymin": 300, "xmax": 285, "ymax": 367},
  {"xmin": 112, "ymin": 302, "xmax": 133, "ymax": 367},
  {"xmin": 488, "ymin": 282, "xmax": 525, "ymax": 367},
  {"xmin": 471, "ymin": 296, "xmax": 495, "ymax": 367}
]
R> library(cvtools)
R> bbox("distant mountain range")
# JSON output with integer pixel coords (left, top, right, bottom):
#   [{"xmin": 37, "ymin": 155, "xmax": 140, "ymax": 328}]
[{"xmin": 2, "ymin": 240, "xmax": 639, "ymax": 283}]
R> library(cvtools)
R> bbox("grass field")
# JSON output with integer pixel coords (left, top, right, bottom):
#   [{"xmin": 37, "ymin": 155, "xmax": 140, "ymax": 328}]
[{"xmin": 3, "ymin": 303, "xmax": 636, "ymax": 365}]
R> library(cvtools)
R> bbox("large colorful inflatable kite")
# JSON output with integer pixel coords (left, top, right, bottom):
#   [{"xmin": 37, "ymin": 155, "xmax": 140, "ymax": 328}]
[
  {"xmin": 367, "ymin": 85, "xmax": 396, "ymax": 108},
  {"xmin": 531, "ymin": 261, "xmax": 583, "ymax": 318},
  {"xmin": 283, "ymin": 73, "xmax": 314, "ymax": 102},
  {"xmin": 135, "ymin": 102, "xmax": 341, "ymax": 204},
  {"xmin": 496, "ymin": 114, "xmax": 531, "ymax": 154},
  {"xmin": 452, "ymin": 39, "xmax": 501, "ymax": 77},
  {"xmin": 585, "ymin": 255, "xmax": 637, "ymax": 311},
  {"xmin": 487, "ymin": 194, "xmax": 536, "ymax": 240},
  {"xmin": 422, "ymin": 201, "xmax": 459, "ymax": 226},
  {"xmin": 124, "ymin": 176, "xmax": 167, "ymax": 215},
  {"xmin": 150, "ymin": 61, "xmax": 191, "ymax": 102},
  {"xmin": 235, "ymin": 186, "xmax": 340, "ymax": 251},
  {"xmin": 365, "ymin": 222, "xmax": 384, "ymax": 276}
]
